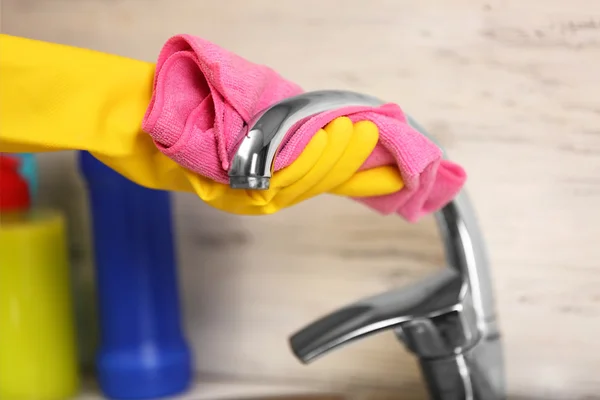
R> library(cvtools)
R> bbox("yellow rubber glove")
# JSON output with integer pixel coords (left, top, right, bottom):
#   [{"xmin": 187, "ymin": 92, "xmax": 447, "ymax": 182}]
[{"xmin": 0, "ymin": 34, "xmax": 404, "ymax": 215}]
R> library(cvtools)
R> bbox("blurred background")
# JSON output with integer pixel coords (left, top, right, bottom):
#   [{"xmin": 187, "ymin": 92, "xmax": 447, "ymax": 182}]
[{"xmin": 2, "ymin": 1, "xmax": 600, "ymax": 399}]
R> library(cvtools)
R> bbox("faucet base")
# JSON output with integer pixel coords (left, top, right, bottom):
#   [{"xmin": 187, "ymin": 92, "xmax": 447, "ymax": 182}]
[{"xmin": 417, "ymin": 332, "xmax": 505, "ymax": 400}]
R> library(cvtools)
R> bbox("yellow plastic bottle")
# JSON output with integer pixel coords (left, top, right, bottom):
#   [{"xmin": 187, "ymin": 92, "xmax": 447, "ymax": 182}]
[{"xmin": 0, "ymin": 155, "xmax": 79, "ymax": 399}]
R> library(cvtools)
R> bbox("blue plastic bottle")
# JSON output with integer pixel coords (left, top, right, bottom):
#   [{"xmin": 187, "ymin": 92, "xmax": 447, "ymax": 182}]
[{"xmin": 78, "ymin": 152, "xmax": 192, "ymax": 399}]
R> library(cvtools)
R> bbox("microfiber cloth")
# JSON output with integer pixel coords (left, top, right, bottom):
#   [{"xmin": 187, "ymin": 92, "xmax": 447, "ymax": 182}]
[{"xmin": 142, "ymin": 34, "xmax": 466, "ymax": 221}]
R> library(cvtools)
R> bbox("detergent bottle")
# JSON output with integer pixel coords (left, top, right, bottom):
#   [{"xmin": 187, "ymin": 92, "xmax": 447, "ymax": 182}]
[
  {"xmin": 0, "ymin": 154, "xmax": 79, "ymax": 400},
  {"xmin": 78, "ymin": 151, "xmax": 192, "ymax": 399}
]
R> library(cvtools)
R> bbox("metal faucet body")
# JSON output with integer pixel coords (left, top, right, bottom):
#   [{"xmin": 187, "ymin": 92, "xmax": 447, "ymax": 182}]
[{"xmin": 228, "ymin": 91, "xmax": 505, "ymax": 400}]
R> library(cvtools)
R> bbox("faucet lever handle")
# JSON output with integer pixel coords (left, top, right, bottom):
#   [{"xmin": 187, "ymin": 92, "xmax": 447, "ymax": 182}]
[{"xmin": 290, "ymin": 268, "xmax": 479, "ymax": 363}]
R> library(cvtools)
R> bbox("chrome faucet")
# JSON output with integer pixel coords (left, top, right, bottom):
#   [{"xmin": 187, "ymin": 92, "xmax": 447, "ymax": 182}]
[{"xmin": 228, "ymin": 91, "xmax": 505, "ymax": 400}]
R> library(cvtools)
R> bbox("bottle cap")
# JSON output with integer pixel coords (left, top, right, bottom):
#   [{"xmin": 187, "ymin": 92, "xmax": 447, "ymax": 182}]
[{"xmin": 0, "ymin": 155, "xmax": 31, "ymax": 212}]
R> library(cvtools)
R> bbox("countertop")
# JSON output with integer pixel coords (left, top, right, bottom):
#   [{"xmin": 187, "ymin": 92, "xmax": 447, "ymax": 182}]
[
  {"xmin": 2, "ymin": 0, "xmax": 600, "ymax": 399},
  {"xmin": 75, "ymin": 379, "xmax": 344, "ymax": 400}
]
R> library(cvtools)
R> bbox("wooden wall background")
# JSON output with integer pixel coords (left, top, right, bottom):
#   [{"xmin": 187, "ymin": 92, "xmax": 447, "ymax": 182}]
[{"xmin": 3, "ymin": 0, "xmax": 600, "ymax": 398}]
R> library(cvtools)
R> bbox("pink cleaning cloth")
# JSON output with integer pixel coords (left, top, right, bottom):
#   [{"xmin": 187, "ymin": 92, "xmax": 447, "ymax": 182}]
[{"xmin": 142, "ymin": 34, "xmax": 467, "ymax": 222}]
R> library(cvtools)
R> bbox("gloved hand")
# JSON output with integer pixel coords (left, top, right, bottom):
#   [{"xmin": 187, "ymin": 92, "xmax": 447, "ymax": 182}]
[
  {"xmin": 0, "ymin": 34, "xmax": 403, "ymax": 215},
  {"xmin": 193, "ymin": 117, "xmax": 404, "ymax": 215}
]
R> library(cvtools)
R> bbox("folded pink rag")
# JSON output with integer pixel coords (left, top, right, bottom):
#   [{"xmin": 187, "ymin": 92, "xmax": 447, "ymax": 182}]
[{"xmin": 142, "ymin": 34, "xmax": 467, "ymax": 221}]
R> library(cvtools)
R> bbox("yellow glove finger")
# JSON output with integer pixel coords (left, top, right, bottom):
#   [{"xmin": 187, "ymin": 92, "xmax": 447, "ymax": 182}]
[
  {"xmin": 330, "ymin": 165, "xmax": 405, "ymax": 197},
  {"xmin": 267, "ymin": 117, "xmax": 354, "ymax": 211},
  {"xmin": 286, "ymin": 118, "xmax": 380, "ymax": 207}
]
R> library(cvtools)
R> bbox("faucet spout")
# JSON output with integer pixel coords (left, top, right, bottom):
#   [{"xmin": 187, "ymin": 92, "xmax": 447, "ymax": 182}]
[
  {"xmin": 228, "ymin": 90, "xmax": 384, "ymax": 190},
  {"xmin": 227, "ymin": 90, "xmax": 505, "ymax": 400}
]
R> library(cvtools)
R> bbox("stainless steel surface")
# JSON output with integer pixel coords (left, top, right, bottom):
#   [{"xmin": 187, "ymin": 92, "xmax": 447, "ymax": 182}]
[{"xmin": 228, "ymin": 90, "xmax": 505, "ymax": 400}]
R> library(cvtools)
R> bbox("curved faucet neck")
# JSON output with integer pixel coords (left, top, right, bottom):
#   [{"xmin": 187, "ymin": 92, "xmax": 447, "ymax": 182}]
[{"xmin": 226, "ymin": 90, "xmax": 504, "ymax": 400}]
